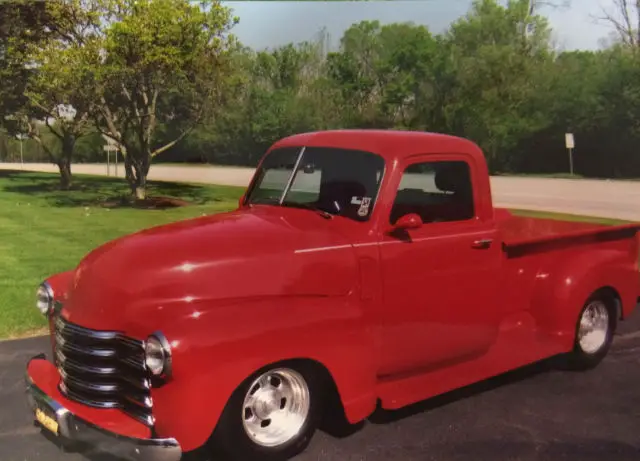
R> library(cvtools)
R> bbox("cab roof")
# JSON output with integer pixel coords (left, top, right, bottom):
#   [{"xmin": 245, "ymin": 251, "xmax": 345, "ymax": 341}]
[{"xmin": 270, "ymin": 129, "xmax": 485, "ymax": 163}]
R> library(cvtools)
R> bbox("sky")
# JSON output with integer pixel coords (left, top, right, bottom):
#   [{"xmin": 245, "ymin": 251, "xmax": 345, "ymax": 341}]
[{"xmin": 223, "ymin": 0, "xmax": 622, "ymax": 52}]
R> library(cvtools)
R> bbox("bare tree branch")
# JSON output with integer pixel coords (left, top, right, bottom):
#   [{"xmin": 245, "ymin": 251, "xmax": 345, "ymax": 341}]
[
  {"xmin": 25, "ymin": 119, "xmax": 56, "ymax": 163},
  {"xmin": 150, "ymin": 124, "xmax": 197, "ymax": 158},
  {"xmin": 528, "ymin": 0, "xmax": 572, "ymax": 14},
  {"xmin": 594, "ymin": 0, "xmax": 639, "ymax": 47},
  {"xmin": 44, "ymin": 116, "xmax": 64, "ymax": 140}
]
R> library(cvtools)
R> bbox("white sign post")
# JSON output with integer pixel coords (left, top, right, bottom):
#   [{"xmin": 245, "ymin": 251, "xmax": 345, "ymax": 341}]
[
  {"xmin": 102, "ymin": 133, "xmax": 120, "ymax": 177},
  {"xmin": 15, "ymin": 134, "xmax": 26, "ymax": 169},
  {"xmin": 103, "ymin": 145, "xmax": 116, "ymax": 176},
  {"xmin": 565, "ymin": 133, "xmax": 575, "ymax": 176}
]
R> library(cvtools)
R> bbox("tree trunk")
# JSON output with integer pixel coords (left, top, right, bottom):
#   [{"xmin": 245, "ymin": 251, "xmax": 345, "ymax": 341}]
[
  {"xmin": 57, "ymin": 158, "xmax": 72, "ymax": 190},
  {"xmin": 124, "ymin": 154, "xmax": 135, "ymax": 190},
  {"xmin": 134, "ymin": 174, "xmax": 147, "ymax": 200},
  {"xmin": 126, "ymin": 152, "xmax": 151, "ymax": 200},
  {"xmin": 58, "ymin": 134, "xmax": 75, "ymax": 190}
]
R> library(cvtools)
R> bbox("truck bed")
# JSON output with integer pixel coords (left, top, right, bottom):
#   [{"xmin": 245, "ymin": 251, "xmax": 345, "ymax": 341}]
[{"xmin": 496, "ymin": 209, "xmax": 640, "ymax": 250}]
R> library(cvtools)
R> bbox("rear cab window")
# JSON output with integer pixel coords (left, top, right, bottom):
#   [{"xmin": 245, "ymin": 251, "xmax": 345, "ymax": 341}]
[{"xmin": 390, "ymin": 160, "xmax": 475, "ymax": 225}]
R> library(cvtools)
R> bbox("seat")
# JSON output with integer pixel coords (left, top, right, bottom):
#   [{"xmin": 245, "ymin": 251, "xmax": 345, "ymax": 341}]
[
  {"xmin": 317, "ymin": 180, "xmax": 368, "ymax": 219},
  {"xmin": 432, "ymin": 163, "xmax": 474, "ymax": 221},
  {"xmin": 390, "ymin": 162, "xmax": 474, "ymax": 225}
]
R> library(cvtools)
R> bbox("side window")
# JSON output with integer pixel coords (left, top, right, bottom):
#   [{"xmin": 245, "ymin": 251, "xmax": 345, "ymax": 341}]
[{"xmin": 390, "ymin": 160, "xmax": 475, "ymax": 225}]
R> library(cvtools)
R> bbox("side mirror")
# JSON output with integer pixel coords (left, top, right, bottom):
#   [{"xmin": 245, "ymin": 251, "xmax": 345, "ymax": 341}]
[
  {"xmin": 392, "ymin": 213, "xmax": 422, "ymax": 231},
  {"xmin": 238, "ymin": 193, "xmax": 246, "ymax": 208}
]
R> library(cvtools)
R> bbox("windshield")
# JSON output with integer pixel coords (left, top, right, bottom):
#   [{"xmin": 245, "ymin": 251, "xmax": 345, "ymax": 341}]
[{"xmin": 246, "ymin": 146, "xmax": 386, "ymax": 221}]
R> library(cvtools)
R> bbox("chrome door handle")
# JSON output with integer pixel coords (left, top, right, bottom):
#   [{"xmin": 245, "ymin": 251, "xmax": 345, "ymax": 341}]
[{"xmin": 471, "ymin": 239, "xmax": 493, "ymax": 249}]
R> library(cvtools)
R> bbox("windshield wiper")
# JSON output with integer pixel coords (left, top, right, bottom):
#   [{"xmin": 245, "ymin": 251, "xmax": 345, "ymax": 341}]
[{"xmin": 282, "ymin": 202, "xmax": 334, "ymax": 220}]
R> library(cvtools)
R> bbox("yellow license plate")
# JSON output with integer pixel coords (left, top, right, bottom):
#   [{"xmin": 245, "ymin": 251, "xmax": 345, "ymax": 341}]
[{"xmin": 35, "ymin": 408, "xmax": 59, "ymax": 435}]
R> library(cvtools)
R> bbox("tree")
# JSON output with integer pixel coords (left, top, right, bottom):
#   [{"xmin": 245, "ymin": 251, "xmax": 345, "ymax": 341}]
[
  {"xmin": 0, "ymin": 0, "xmax": 52, "ymax": 124},
  {"xmin": 2, "ymin": 1, "xmax": 102, "ymax": 188},
  {"xmin": 327, "ymin": 21, "xmax": 442, "ymax": 130},
  {"xmin": 24, "ymin": 1, "xmax": 102, "ymax": 188},
  {"xmin": 327, "ymin": 20, "xmax": 387, "ymax": 126},
  {"xmin": 598, "ymin": 0, "xmax": 640, "ymax": 47},
  {"xmin": 92, "ymin": 0, "xmax": 238, "ymax": 199},
  {"xmin": 195, "ymin": 34, "xmax": 340, "ymax": 166},
  {"xmin": 443, "ymin": 0, "xmax": 554, "ymax": 171}
]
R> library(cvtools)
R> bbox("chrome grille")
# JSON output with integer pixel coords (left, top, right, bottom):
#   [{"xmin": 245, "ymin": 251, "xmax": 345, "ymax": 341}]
[{"xmin": 54, "ymin": 315, "xmax": 154, "ymax": 426}]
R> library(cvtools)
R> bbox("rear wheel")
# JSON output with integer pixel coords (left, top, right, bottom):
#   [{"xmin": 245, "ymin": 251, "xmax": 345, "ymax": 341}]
[
  {"xmin": 563, "ymin": 291, "xmax": 617, "ymax": 370},
  {"xmin": 212, "ymin": 364, "xmax": 323, "ymax": 461}
]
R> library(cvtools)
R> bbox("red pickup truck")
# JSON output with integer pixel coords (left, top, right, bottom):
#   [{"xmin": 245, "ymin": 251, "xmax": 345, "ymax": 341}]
[{"xmin": 26, "ymin": 130, "xmax": 640, "ymax": 461}]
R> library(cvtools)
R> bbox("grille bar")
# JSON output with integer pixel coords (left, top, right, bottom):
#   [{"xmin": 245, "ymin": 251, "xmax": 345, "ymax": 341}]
[
  {"xmin": 121, "ymin": 374, "xmax": 151, "ymax": 391},
  {"xmin": 60, "ymin": 381, "xmax": 120, "ymax": 408},
  {"xmin": 58, "ymin": 367, "xmax": 119, "ymax": 393},
  {"xmin": 54, "ymin": 315, "xmax": 154, "ymax": 427},
  {"xmin": 55, "ymin": 333, "xmax": 117, "ymax": 358},
  {"xmin": 56, "ymin": 349, "xmax": 118, "ymax": 375},
  {"xmin": 55, "ymin": 316, "xmax": 118, "ymax": 340}
]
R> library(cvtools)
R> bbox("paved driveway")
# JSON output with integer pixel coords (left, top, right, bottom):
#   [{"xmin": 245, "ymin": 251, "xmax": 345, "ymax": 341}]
[
  {"xmin": 2, "ymin": 310, "xmax": 639, "ymax": 461},
  {"xmin": 1, "ymin": 163, "xmax": 640, "ymax": 221}
]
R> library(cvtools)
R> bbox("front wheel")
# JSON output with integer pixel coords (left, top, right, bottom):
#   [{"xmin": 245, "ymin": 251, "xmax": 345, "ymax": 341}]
[
  {"xmin": 563, "ymin": 292, "xmax": 617, "ymax": 370},
  {"xmin": 212, "ymin": 364, "xmax": 323, "ymax": 461}
]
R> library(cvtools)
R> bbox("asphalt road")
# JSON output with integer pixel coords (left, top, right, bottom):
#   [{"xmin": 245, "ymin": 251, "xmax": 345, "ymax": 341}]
[
  {"xmin": 2, "ymin": 310, "xmax": 640, "ymax": 461},
  {"xmin": 1, "ymin": 163, "xmax": 640, "ymax": 221}
]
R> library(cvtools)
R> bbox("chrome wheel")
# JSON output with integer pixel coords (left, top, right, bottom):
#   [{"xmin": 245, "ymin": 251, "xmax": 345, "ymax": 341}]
[
  {"xmin": 578, "ymin": 301, "xmax": 610, "ymax": 354},
  {"xmin": 241, "ymin": 368, "xmax": 311, "ymax": 448}
]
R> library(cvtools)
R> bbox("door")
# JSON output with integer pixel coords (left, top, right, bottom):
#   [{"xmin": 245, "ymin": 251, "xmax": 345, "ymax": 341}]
[{"xmin": 376, "ymin": 156, "xmax": 502, "ymax": 377}]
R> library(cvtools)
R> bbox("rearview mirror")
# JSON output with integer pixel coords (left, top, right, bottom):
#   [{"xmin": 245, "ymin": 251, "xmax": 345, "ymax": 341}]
[{"xmin": 392, "ymin": 213, "xmax": 422, "ymax": 231}]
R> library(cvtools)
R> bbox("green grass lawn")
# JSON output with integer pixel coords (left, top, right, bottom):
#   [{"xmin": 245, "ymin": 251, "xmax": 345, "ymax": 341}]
[
  {"xmin": 0, "ymin": 170, "xmax": 243, "ymax": 339},
  {"xmin": 0, "ymin": 170, "xmax": 631, "ymax": 340}
]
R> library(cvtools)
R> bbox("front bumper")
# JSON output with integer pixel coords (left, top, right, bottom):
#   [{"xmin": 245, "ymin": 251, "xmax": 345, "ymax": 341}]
[{"xmin": 25, "ymin": 355, "xmax": 182, "ymax": 461}]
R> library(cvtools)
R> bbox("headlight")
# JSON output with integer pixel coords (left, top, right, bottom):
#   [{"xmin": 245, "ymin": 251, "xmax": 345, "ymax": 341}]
[
  {"xmin": 36, "ymin": 282, "xmax": 54, "ymax": 316},
  {"xmin": 144, "ymin": 332, "xmax": 172, "ymax": 378}
]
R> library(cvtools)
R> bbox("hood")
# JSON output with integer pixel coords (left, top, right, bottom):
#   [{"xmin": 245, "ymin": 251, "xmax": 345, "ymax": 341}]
[{"xmin": 60, "ymin": 206, "xmax": 360, "ymax": 333}]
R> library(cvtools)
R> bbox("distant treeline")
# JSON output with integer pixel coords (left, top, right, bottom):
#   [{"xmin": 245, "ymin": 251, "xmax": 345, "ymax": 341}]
[{"xmin": 2, "ymin": 0, "xmax": 640, "ymax": 180}]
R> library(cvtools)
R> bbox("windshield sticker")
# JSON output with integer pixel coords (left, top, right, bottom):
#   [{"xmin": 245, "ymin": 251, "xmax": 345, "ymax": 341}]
[
  {"xmin": 357, "ymin": 197, "xmax": 371, "ymax": 217},
  {"xmin": 351, "ymin": 196, "xmax": 363, "ymax": 205}
]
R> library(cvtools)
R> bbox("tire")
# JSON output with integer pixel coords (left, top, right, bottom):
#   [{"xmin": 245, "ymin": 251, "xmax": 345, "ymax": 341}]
[
  {"xmin": 563, "ymin": 291, "xmax": 617, "ymax": 371},
  {"xmin": 212, "ymin": 363, "xmax": 324, "ymax": 461}
]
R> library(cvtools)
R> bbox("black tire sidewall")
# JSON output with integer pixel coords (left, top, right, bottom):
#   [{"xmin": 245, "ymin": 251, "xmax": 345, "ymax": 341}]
[
  {"xmin": 213, "ymin": 363, "xmax": 323, "ymax": 461},
  {"xmin": 570, "ymin": 293, "xmax": 617, "ymax": 369}
]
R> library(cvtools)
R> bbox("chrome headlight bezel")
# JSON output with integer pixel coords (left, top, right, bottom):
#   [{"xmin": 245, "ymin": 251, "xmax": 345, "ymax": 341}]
[
  {"xmin": 144, "ymin": 332, "xmax": 172, "ymax": 378},
  {"xmin": 36, "ymin": 282, "xmax": 54, "ymax": 316}
]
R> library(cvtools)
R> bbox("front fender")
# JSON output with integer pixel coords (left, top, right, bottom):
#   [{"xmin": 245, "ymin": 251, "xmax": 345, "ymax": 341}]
[
  {"xmin": 148, "ymin": 294, "xmax": 376, "ymax": 452},
  {"xmin": 45, "ymin": 270, "xmax": 75, "ymax": 302},
  {"xmin": 44, "ymin": 270, "xmax": 76, "ymax": 351},
  {"xmin": 530, "ymin": 248, "xmax": 638, "ymax": 349}
]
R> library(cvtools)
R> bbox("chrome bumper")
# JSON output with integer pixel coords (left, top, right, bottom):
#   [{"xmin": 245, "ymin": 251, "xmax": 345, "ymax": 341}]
[{"xmin": 25, "ymin": 356, "xmax": 182, "ymax": 461}]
